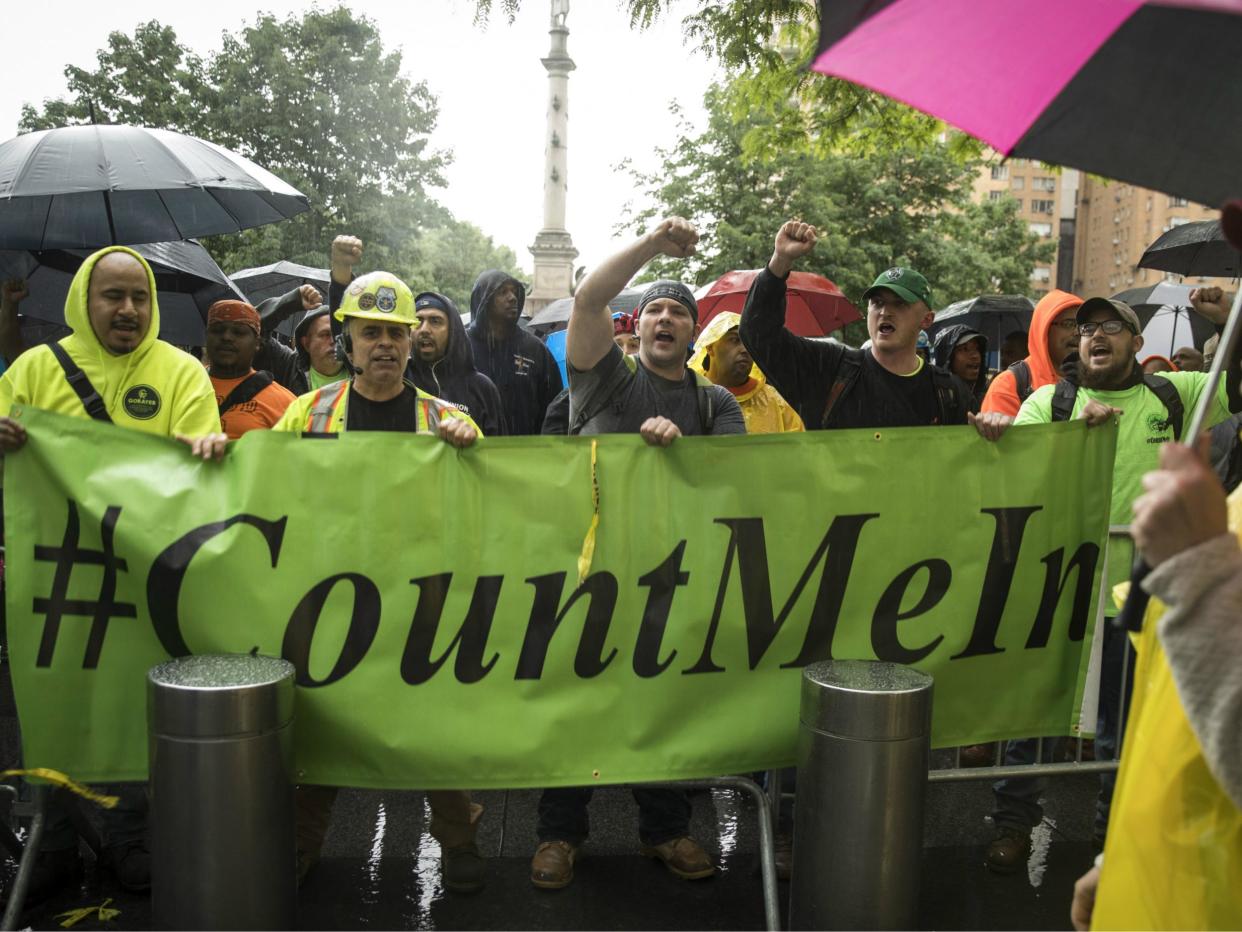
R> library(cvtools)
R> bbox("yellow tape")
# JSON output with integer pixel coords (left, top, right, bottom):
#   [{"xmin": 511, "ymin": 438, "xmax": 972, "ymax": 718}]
[
  {"xmin": 1, "ymin": 769, "xmax": 119, "ymax": 808},
  {"xmin": 56, "ymin": 898, "xmax": 120, "ymax": 928},
  {"xmin": 576, "ymin": 439, "xmax": 600, "ymax": 585}
]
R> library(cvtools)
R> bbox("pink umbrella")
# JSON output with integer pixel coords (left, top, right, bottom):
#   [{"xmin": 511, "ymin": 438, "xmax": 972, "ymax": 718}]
[
  {"xmin": 698, "ymin": 269, "xmax": 859, "ymax": 337},
  {"xmin": 812, "ymin": 0, "xmax": 1242, "ymax": 207}
]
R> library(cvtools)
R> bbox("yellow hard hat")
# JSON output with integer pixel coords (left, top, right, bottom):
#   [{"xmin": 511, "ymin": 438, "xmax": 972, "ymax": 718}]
[{"xmin": 334, "ymin": 271, "xmax": 416, "ymax": 326}]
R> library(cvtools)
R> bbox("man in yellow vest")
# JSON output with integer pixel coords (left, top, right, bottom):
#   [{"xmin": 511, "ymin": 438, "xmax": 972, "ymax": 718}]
[
  {"xmin": 271, "ymin": 271, "xmax": 484, "ymax": 892},
  {"xmin": 273, "ymin": 270, "xmax": 476, "ymax": 444}
]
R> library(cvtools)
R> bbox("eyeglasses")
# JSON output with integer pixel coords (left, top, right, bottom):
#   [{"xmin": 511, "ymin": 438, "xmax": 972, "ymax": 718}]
[
  {"xmin": 1078, "ymin": 320, "xmax": 1133, "ymax": 337},
  {"xmin": 1051, "ymin": 317, "xmax": 1079, "ymax": 331}
]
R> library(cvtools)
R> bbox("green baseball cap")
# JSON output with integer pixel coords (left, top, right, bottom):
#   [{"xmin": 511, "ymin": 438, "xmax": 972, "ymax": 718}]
[{"xmin": 863, "ymin": 267, "xmax": 933, "ymax": 308}]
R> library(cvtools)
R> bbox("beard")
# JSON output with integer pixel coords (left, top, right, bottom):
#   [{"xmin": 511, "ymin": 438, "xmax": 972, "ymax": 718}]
[{"xmin": 1079, "ymin": 352, "xmax": 1135, "ymax": 390}]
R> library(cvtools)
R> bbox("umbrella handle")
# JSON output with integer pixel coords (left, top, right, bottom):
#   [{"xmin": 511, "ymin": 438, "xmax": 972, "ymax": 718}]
[{"xmin": 1113, "ymin": 554, "xmax": 1150, "ymax": 633}]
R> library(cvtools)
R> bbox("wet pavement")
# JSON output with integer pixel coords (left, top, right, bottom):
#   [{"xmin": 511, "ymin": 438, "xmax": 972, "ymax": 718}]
[{"xmin": 0, "ymin": 660, "xmax": 1099, "ymax": 931}]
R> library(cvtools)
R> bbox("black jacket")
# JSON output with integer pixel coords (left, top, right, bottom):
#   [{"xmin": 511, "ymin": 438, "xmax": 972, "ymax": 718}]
[
  {"xmin": 252, "ymin": 287, "xmax": 315, "ymax": 395},
  {"xmin": 467, "ymin": 270, "xmax": 563, "ymax": 436},
  {"xmin": 739, "ymin": 267, "xmax": 974, "ymax": 429},
  {"xmin": 407, "ymin": 292, "xmax": 505, "ymax": 437},
  {"xmin": 932, "ymin": 324, "xmax": 989, "ymax": 403}
]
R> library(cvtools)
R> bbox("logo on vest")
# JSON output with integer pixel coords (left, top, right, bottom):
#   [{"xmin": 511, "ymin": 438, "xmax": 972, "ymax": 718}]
[{"xmin": 123, "ymin": 385, "xmax": 161, "ymax": 420}]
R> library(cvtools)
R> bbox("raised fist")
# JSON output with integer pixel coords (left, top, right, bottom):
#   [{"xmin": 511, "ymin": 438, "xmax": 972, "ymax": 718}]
[
  {"xmin": 1190, "ymin": 285, "xmax": 1231, "ymax": 326},
  {"xmin": 299, "ymin": 284, "xmax": 323, "ymax": 310},
  {"xmin": 1, "ymin": 279, "xmax": 29, "ymax": 307},
  {"xmin": 648, "ymin": 218, "xmax": 699, "ymax": 260},
  {"xmin": 775, "ymin": 221, "xmax": 818, "ymax": 262},
  {"xmin": 330, "ymin": 235, "xmax": 363, "ymax": 284}
]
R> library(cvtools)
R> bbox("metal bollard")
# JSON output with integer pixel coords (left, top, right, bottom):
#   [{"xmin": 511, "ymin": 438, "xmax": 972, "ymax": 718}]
[
  {"xmin": 149, "ymin": 654, "xmax": 297, "ymax": 931},
  {"xmin": 790, "ymin": 660, "xmax": 933, "ymax": 931}
]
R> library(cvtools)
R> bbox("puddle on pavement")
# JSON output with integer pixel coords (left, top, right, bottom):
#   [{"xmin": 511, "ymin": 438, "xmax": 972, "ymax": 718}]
[{"xmin": 710, "ymin": 788, "xmax": 742, "ymax": 872}]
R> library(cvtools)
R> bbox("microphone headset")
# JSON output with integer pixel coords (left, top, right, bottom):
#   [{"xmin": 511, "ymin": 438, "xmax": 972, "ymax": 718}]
[{"xmin": 334, "ymin": 327, "xmax": 362, "ymax": 375}]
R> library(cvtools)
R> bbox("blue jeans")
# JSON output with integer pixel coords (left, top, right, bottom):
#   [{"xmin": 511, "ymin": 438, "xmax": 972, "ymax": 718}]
[
  {"xmin": 537, "ymin": 786, "xmax": 691, "ymax": 847},
  {"xmin": 992, "ymin": 620, "xmax": 1134, "ymax": 841}
]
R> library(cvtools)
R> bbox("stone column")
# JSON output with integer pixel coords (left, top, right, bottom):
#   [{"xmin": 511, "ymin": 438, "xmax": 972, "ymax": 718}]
[{"xmin": 526, "ymin": 0, "xmax": 579, "ymax": 315}]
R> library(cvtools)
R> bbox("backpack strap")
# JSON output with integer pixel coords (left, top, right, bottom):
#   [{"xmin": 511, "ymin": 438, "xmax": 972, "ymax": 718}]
[
  {"xmin": 218, "ymin": 371, "xmax": 274, "ymax": 415},
  {"xmin": 691, "ymin": 370, "xmax": 716, "ymax": 434},
  {"xmin": 569, "ymin": 353, "xmax": 639, "ymax": 435},
  {"xmin": 1141, "ymin": 374, "xmax": 1184, "ymax": 441},
  {"xmin": 929, "ymin": 366, "xmax": 965, "ymax": 425},
  {"xmin": 306, "ymin": 380, "xmax": 350, "ymax": 433},
  {"xmin": 1051, "ymin": 378, "xmax": 1078, "ymax": 422},
  {"xmin": 819, "ymin": 353, "xmax": 863, "ymax": 429},
  {"xmin": 1009, "ymin": 360, "xmax": 1033, "ymax": 402},
  {"xmin": 47, "ymin": 343, "xmax": 112, "ymax": 423}
]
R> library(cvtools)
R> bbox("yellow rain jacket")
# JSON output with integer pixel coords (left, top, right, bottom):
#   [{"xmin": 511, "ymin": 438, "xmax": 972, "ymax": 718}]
[
  {"xmin": 0, "ymin": 246, "xmax": 219, "ymax": 438},
  {"xmin": 689, "ymin": 312, "xmax": 804, "ymax": 435},
  {"xmin": 1093, "ymin": 488, "xmax": 1242, "ymax": 929},
  {"xmin": 273, "ymin": 378, "xmax": 481, "ymax": 436}
]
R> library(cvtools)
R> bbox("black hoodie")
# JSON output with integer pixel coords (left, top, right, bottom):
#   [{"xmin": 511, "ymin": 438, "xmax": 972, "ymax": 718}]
[
  {"xmin": 408, "ymin": 292, "xmax": 505, "ymax": 437},
  {"xmin": 467, "ymin": 270, "xmax": 563, "ymax": 435},
  {"xmin": 932, "ymin": 324, "xmax": 989, "ymax": 403}
]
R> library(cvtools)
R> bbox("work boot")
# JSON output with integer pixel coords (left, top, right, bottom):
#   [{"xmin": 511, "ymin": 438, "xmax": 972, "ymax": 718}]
[
  {"xmin": 958, "ymin": 743, "xmax": 999, "ymax": 767},
  {"xmin": 530, "ymin": 840, "xmax": 577, "ymax": 890},
  {"xmin": 102, "ymin": 841, "xmax": 151, "ymax": 892},
  {"xmin": 0, "ymin": 847, "xmax": 83, "ymax": 911},
  {"xmin": 441, "ymin": 842, "xmax": 486, "ymax": 894},
  {"xmin": 640, "ymin": 836, "xmax": 716, "ymax": 880},
  {"xmin": 985, "ymin": 827, "xmax": 1031, "ymax": 874}
]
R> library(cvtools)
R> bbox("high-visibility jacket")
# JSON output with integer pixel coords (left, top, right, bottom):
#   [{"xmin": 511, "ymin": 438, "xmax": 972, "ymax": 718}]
[{"xmin": 272, "ymin": 378, "xmax": 480, "ymax": 436}]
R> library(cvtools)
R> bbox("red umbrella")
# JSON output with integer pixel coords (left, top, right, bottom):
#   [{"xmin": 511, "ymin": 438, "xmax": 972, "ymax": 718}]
[{"xmin": 697, "ymin": 269, "xmax": 859, "ymax": 337}]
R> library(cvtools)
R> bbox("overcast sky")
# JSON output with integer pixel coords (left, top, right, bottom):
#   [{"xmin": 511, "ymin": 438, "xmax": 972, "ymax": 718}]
[{"xmin": 1, "ymin": 0, "xmax": 721, "ymax": 276}]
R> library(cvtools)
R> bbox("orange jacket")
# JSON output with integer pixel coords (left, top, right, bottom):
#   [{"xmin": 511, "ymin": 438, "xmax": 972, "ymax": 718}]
[{"xmin": 981, "ymin": 289, "xmax": 1083, "ymax": 416}]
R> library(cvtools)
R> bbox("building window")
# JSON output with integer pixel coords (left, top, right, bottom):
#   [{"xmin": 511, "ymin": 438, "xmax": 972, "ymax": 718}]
[
  {"xmin": 1170, "ymin": 216, "xmax": 1191, "ymax": 227},
  {"xmin": 988, "ymin": 190, "xmax": 1005, "ymax": 201},
  {"xmin": 990, "ymin": 164, "xmax": 1009, "ymax": 180},
  {"xmin": 1032, "ymin": 177, "xmax": 1056, "ymax": 192},
  {"xmin": 1031, "ymin": 199, "xmax": 1055, "ymax": 214},
  {"xmin": 1029, "ymin": 222, "xmax": 1053, "ymax": 237},
  {"xmin": 1169, "ymin": 196, "xmax": 1189, "ymax": 207},
  {"xmin": 1031, "ymin": 267, "xmax": 1052, "ymax": 282},
  {"xmin": 1011, "ymin": 176, "xmax": 1025, "ymax": 191}
]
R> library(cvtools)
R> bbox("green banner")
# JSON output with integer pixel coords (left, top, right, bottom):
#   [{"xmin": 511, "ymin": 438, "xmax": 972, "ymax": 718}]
[{"xmin": 4, "ymin": 407, "xmax": 1116, "ymax": 789}]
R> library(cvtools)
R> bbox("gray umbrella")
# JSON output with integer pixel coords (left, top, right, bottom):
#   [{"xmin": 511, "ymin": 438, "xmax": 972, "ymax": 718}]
[
  {"xmin": 1137, "ymin": 219, "xmax": 1242, "ymax": 278},
  {"xmin": 0, "ymin": 124, "xmax": 310, "ymax": 250},
  {"xmin": 0, "ymin": 241, "xmax": 246, "ymax": 345},
  {"xmin": 526, "ymin": 286, "xmax": 647, "ymax": 336},
  {"xmin": 1112, "ymin": 282, "xmax": 1217, "ymax": 352},
  {"xmin": 230, "ymin": 261, "xmax": 329, "ymax": 338}
]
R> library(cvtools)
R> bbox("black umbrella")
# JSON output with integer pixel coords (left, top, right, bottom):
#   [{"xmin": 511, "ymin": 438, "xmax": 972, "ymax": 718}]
[
  {"xmin": 1112, "ymin": 282, "xmax": 1217, "ymax": 353},
  {"xmin": 0, "ymin": 241, "xmax": 246, "ymax": 345},
  {"xmin": 1137, "ymin": 219, "xmax": 1242, "ymax": 278},
  {"xmin": 230, "ymin": 261, "xmax": 329, "ymax": 338},
  {"xmin": 0, "ymin": 124, "xmax": 310, "ymax": 250},
  {"xmin": 526, "ymin": 286, "xmax": 647, "ymax": 337},
  {"xmin": 927, "ymin": 295, "xmax": 1034, "ymax": 367}
]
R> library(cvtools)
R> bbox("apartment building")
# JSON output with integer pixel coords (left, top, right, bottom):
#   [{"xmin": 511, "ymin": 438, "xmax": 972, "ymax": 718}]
[
  {"xmin": 1071, "ymin": 174, "xmax": 1229, "ymax": 296},
  {"xmin": 972, "ymin": 159, "xmax": 1076, "ymax": 299}
]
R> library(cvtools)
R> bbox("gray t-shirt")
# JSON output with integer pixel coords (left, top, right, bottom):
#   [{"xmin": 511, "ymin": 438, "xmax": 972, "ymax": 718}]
[{"xmin": 568, "ymin": 344, "xmax": 746, "ymax": 436}]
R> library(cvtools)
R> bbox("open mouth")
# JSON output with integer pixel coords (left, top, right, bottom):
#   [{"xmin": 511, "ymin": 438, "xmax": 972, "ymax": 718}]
[
  {"xmin": 112, "ymin": 321, "xmax": 139, "ymax": 333},
  {"xmin": 1088, "ymin": 343, "xmax": 1112, "ymax": 362},
  {"xmin": 372, "ymin": 354, "xmax": 400, "ymax": 365},
  {"xmin": 876, "ymin": 321, "xmax": 896, "ymax": 336},
  {"xmin": 653, "ymin": 330, "xmax": 675, "ymax": 344}
]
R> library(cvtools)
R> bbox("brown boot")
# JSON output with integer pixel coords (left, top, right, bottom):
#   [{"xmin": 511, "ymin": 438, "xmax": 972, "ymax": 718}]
[
  {"xmin": 640, "ymin": 837, "xmax": 716, "ymax": 880},
  {"xmin": 958, "ymin": 743, "xmax": 998, "ymax": 767},
  {"xmin": 531, "ymin": 840, "xmax": 577, "ymax": 890},
  {"xmin": 985, "ymin": 827, "xmax": 1031, "ymax": 874}
]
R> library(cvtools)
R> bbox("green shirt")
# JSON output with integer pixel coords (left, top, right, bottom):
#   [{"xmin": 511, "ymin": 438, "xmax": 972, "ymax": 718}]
[
  {"xmin": 307, "ymin": 365, "xmax": 348, "ymax": 391},
  {"xmin": 1015, "ymin": 371, "xmax": 1232, "ymax": 593}
]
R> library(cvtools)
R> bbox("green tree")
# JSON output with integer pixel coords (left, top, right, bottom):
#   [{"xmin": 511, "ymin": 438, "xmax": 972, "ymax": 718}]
[
  {"xmin": 624, "ymin": 85, "xmax": 1054, "ymax": 342},
  {"xmin": 19, "ymin": 9, "xmax": 464, "ymax": 279},
  {"xmin": 405, "ymin": 219, "xmax": 526, "ymax": 313}
]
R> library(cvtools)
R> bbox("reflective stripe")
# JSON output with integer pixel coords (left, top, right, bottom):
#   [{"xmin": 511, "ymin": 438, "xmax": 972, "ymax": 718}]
[{"xmin": 306, "ymin": 381, "xmax": 349, "ymax": 433}]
